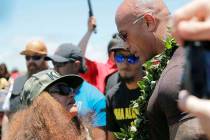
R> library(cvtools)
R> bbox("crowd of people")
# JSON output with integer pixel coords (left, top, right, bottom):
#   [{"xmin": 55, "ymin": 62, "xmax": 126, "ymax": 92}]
[{"xmin": 0, "ymin": 0, "xmax": 210, "ymax": 139}]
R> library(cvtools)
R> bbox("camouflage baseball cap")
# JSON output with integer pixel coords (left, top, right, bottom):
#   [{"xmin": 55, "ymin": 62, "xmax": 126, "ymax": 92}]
[{"xmin": 20, "ymin": 69, "xmax": 83, "ymax": 106}]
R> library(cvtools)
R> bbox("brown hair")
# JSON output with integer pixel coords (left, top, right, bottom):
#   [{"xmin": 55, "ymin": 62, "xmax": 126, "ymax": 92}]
[
  {"xmin": 0, "ymin": 63, "xmax": 10, "ymax": 80},
  {"xmin": 3, "ymin": 92, "xmax": 85, "ymax": 140}
]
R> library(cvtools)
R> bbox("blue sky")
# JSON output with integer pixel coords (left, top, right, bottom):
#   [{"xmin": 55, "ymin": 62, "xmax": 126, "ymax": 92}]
[{"xmin": 0, "ymin": 0, "xmax": 190, "ymax": 71}]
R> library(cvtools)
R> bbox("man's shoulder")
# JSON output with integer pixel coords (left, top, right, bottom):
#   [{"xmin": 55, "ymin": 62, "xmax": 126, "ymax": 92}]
[
  {"xmin": 147, "ymin": 48, "xmax": 185, "ymax": 121},
  {"xmin": 14, "ymin": 74, "xmax": 28, "ymax": 82},
  {"xmin": 155, "ymin": 47, "xmax": 184, "ymax": 94},
  {"xmin": 107, "ymin": 71, "xmax": 120, "ymax": 84},
  {"xmin": 79, "ymin": 81, "xmax": 105, "ymax": 98},
  {"xmin": 12, "ymin": 74, "xmax": 29, "ymax": 96},
  {"xmin": 157, "ymin": 61, "xmax": 184, "ymax": 94},
  {"xmin": 80, "ymin": 81, "xmax": 101, "ymax": 92},
  {"xmin": 106, "ymin": 82, "xmax": 122, "ymax": 98}
]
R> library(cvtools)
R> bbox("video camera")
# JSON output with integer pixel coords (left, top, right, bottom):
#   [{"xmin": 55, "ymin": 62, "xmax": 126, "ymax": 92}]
[{"xmin": 182, "ymin": 41, "xmax": 210, "ymax": 98}]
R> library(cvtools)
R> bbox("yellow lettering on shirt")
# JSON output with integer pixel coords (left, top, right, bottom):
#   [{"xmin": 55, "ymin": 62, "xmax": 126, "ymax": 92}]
[
  {"xmin": 125, "ymin": 108, "xmax": 132, "ymax": 119},
  {"xmin": 131, "ymin": 108, "xmax": 138, "ymax": 119},
  {"xmin": 114, "ymin": 108, "xmax": 138, "ymax": 120},
  {"xmin": 114, "ymin": 108, "xmax": 124, "ymax": 120}
]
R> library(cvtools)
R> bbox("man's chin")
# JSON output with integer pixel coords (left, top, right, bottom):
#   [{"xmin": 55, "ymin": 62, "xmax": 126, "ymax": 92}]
[
  {"xmin": 28, "ymin": 69, "xmax": 39, "ymax": 75},
  {"xmin": 121, "ymin": 76, "xmax": 134, "ymax": 83}
]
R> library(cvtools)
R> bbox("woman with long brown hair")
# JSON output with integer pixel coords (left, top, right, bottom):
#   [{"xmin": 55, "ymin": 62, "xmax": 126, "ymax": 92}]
[
  {"xmin": 3, "ymin": 92, "xmax": 84, "ymax": 140},
  {"xmin": 3, "ymin": 69, "xmax": 88, "ymax": 140}
]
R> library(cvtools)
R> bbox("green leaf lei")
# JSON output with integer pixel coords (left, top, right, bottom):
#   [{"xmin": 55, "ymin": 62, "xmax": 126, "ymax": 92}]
[{"xmin": 115, "ymin": 36, "xmax": 178, "ymax": 140}]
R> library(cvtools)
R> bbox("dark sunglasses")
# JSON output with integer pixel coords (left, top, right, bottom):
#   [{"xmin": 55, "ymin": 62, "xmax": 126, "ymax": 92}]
[
  {"xmin": 53, "ymin": 60, "xmax": 75, "ymax": 68},
  {"xmin": 25, "ymin": 55, "xmax": 43, "ymax": 61},
  {"xmin": 118, "ymin": 32, "xmax": 128, "ymax": 42},
  {"xmin": 46, "ymin": 83, "xmax": 74, "ymax": 96},
  {"xmin": 115, "ymin": 54, "xmax": 139, "ymax": 64},
  {"xmin": 53, "ymin": 62, "xmax": 68, "ymax": 68}
]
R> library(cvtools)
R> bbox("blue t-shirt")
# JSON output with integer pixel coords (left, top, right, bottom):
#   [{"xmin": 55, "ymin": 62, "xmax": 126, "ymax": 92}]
[{"xmin": 74, "ymin": 81, "xmax": 106, "ymax": 127}]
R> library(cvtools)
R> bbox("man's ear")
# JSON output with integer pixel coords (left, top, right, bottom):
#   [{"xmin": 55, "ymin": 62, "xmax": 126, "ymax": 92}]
[{"xmin": 143, "ymin": 13, "xmax": 158, "ymax": 32}]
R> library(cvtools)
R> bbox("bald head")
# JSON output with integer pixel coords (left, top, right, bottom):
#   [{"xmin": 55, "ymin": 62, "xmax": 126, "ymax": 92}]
[
  {"xmin": 115, "ymin": 0, "xmax": 170, "ymax": 62},
  {"xmin": 116, "ymin": 0, "xmax": 169, "ymax": 26}
]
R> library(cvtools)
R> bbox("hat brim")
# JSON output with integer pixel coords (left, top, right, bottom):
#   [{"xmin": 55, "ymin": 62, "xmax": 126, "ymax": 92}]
[
  {"xmin": 45, "ymin": 55, "xmax": 76, "ymax": 63},
  {"xmin": 45, "ymin": 74, "xmax": 84, "ymax": 90},
  {"xmin": 45, "ymin": 55, "xmax": 69, "ymax": 63},
  {"xmin": 109, "ymin": 44, "xmax": 129, "ymax": 52},
  {"xmin": 20, "ymin": 50, "xmax": 47, "ymax": 56}
]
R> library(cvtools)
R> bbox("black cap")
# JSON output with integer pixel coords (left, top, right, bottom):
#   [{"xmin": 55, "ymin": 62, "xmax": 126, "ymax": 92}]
[
  {"xmin": 46, "ymin": 43, "xmax": 82, "ymax": 63},
  {"xmin": 107, "ymin": 33, "xmax": 126, "ymax": 53},
  {"xmin": 46, "ymin": 43, "xmax": 87, "ymax": 73},
  {"xmin": 109, "ymin": 38, "xmax": 129, "ymax": 52}
]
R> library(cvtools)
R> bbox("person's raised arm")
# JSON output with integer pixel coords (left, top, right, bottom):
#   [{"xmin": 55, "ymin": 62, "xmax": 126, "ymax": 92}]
[{"xmin": 78, "ymin": 16, "xmax": 96, "ymax": 56}]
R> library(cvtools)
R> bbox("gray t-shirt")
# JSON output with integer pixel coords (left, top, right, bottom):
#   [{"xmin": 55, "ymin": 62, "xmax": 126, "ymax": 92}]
[
  {"xmin": 10, "ymin": 74, "xmax": 29, "ymax": 113},
  {"xmin": 147, "ymin": 47, "xmax": 208, "ymax": 140}
]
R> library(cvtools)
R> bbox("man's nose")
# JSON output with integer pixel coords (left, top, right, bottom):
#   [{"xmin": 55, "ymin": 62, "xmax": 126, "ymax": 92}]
[{"xmin": 27, "ymin": 58, "xmax": 33, "ymax": 63}]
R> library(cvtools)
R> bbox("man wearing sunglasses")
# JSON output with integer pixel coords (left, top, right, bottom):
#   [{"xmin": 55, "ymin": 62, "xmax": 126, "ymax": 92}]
[
  {"xmin": 106, "ymin": 38, "xmax": 143, "ymax": 140},
  {"xmin": 46, "ymin": 43, "xmax": 106, "ymax": 140},
  {"xmin": 10, "ymin": 40, "xmax": 49, "ymax": 113},
  {"xmin": 115, "ymin": 0, "xmax": 207, "ymax": 140}
]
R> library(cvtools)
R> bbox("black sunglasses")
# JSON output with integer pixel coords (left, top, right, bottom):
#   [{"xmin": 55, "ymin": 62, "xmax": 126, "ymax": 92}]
[
  {"xmin": 53, "ymin": 62, "xmax": 68, "ymax": 68},
  {"xmin": 53, "ymin": 60, "xmax": 75, "ymax": 68},
  {"xmin": 46, "ymin": 83, "xmax": 74, "ymax": 96},
  {"xmin": 25, "ymin": 55, "xmax": 43, "ymax": 61}
]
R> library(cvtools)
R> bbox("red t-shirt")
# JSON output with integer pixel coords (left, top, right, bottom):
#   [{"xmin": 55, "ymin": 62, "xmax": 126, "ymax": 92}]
[{"xmin": 80, "ymin": 58, "xmax": 117, "ymax": 94}]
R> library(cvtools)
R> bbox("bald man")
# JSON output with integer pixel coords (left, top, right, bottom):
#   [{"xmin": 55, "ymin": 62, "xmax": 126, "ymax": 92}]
[{"xmin": 115, "ymin": 0, "xmax": 208, "ymax": 139}]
